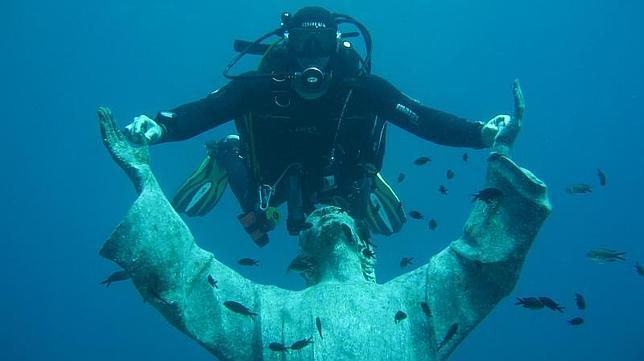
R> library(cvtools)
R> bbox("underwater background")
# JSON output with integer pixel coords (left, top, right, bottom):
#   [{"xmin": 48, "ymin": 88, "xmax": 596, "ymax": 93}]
[{"xmin": 2, "ymin": 0, "xmax": 643, "ymax": 360}]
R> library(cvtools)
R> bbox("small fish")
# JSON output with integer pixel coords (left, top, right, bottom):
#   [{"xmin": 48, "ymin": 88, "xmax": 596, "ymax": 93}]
[
  {"xmin": 316, "ymin": 317, "xmax": 323, "ymax": 339},
  {"xmin": 635, "ymin": 262, "xmax": 644, "ymax": 276},
  {"xmin": 597, "ymin": 168, "xmax": 607, "ymax": 186},
  {"xmin": 268, "ymin": 342, "xmax": 289, "ymax": 352},
  {"xmin": 394, "ymin": 310, "xmax": 407, "ymax": 324},
  {"xmin": 420, "ymin": 302, "xmax": 432, "ymax": 318},
  {"xmin": 409, "ymin": 210, "xmax": 424, "ymax": 220},
  {"xmin": 428, "ymin": 219, "xmax": 438, "ymax": 231},
  {"xmin": 100, "ymin": 270, "xmax": 130, "ymax": 287},
  {"xmin": 287, "ymin": 255, "xmax": 314, "ymax": 273},
  {"xmin": 362, "ymin": 248, "xmax": 376, "ymax": 259},
  {"xmin": 566, "ymin": 183, "xmax": 593, "ymax": 194},
  {"xmin": 437, "ymin": 323, "xmax": 458, "ymax": 351},
  {"xmin": 290, "ymin": 336, "xmax": 314, "ymax": 351},
  {"xmin": 223, "ymin": 300, "xmax": 257, "ymax": 317},
  {"xmin": 574, "ymin": 293, "xmax": 586, "ymax": 310},
  {"xmin": 414, "ymin": 156, "xmax": 431, "ymax": 166},
  {"xmin": 397, "ymin": 173, "xmax": 406, "ymax": 183},
  {"xmin": 568, "ymin": 317, "xmax": 584, "ymax": 326},
  {"xmin": 446, "ymin": 169, "xmax": 455, "ymax": 180},
  {"xmin": 514, "ymin": 297, "xmax": 544, "ymax": 310},
  {"xmin": 471, "ymin": 187, "xmax": 503, "ymax": 204},
  {"xmin": 238, "ymin": 258, "xmax": 260, "ymax": 266},
  {"xmin": 538, "ymin": 297, "xmax": 565, "ymax": 312},
  {"xmin": 586, "ymin": 248, "xmax": 627, "ymax": 263},
  {"xmin": 400, "ymin": 257, "xmax": 414, "ymax": 268},
  {"xmin": 462, "ymin": 153, "xmax": 469, "ymax": 162},
  {"xmin": 438, "ymin": 185, "xmax": 448, "ymax": 195},
  {"xmin": 207, "ymin": 275, "xmax": 218, "ymax": 289}
]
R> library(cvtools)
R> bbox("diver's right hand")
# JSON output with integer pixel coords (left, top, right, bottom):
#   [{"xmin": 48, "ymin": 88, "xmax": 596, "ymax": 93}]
[{"xmin": 124, "ymin": 114, "xmax": 164, "ymax": 144}]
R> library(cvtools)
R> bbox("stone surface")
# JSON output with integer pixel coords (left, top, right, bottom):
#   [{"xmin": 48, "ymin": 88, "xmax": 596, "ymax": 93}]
[{"xmin": 98, "ymin": 106, "xmax": 550, "ymax": 361}]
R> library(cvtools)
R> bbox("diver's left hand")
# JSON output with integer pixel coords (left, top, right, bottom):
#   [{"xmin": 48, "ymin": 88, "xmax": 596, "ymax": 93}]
[{"xmin": 481, "ymin": 114, "xmax": 511, "ymax": 147}]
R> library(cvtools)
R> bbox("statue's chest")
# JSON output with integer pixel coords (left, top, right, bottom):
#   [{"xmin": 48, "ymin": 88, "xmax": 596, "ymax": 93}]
[{"xmin": 259, "ymin": 284, "xmax": 435, "ymax": 361}]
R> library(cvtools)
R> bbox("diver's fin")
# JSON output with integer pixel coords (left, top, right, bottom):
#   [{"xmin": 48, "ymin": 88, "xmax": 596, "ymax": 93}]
[
  {"xmin": 172, "ymin": 147, "xmax": 229, "ymax": 217},
  {"xmin": 365, "ymin": 173, "xmax": 406, "ymax": 235}
]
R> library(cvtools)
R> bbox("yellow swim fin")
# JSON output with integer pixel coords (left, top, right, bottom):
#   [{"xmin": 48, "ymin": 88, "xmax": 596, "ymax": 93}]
[
  {"xmin": 365, "ymin": 173, "xmax": 406, "ymax": 235},
  {"xmin": 172, "ymin": 146, "xmax": 229, "ymax": 217}
]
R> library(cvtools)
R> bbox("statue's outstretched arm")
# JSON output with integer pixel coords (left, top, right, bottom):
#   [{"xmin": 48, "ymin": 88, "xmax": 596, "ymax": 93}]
[
  {"xmin": 394, "ymin": 82, "xmax": 551, "ymax": 359},
  {"xmin": 97, "ymin": 108, "xmax": 262, "ymax": 361}
]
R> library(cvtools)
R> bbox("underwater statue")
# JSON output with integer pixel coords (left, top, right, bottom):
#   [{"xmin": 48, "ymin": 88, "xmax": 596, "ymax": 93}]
[{"xmin": 98, "ymin": 80, "xmax": 550, "ymax": 361}]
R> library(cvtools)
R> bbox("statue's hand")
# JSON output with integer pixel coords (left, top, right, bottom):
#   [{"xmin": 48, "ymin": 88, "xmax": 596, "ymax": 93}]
[
  {"xmin": 492, "ymin": 79, "xmax": 525, "ymax": 156},
  {"xmin": 98, "ymin": 107, "xmax": 151, "ymax": 192}
]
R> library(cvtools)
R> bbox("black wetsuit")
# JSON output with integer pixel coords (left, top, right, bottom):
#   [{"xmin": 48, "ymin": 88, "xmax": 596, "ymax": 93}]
[
  {"xmin": 157, "ymin": 74, "xmax": 485, "ymax": 148},
  {"xmin": 155, "ymin": 71, "xmax": 486, "ymax": 232}
]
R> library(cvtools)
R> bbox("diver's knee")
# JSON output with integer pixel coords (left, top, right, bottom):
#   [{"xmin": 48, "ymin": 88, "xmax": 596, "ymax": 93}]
[
  {"xmin": 205, "ymin": 134, "xmax": 241, "ymax": 158},
  {"xmin": 221, "ymin": 134, "xmax": 240, "ymax": 145},
  {"xmin": 208, "ymin": 134, "xmax": 240, "ymax": 151}
]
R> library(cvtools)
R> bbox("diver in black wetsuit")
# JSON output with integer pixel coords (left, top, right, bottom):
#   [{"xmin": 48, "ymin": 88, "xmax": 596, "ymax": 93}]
[{"xmin": 125, "ymin": 6, "xmax": 511, "ymax": 246}]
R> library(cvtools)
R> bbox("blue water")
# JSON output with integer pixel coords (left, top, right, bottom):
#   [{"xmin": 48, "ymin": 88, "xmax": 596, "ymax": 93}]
[{"xmin": 2, "ymin": 0, "xmax": 643, "ymax": 360}]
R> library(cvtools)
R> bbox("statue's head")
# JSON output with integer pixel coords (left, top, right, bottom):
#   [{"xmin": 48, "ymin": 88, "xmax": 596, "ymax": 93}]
[{"xmin": 297, "ymin": 206, "xmax": 376, "ymax": 284}]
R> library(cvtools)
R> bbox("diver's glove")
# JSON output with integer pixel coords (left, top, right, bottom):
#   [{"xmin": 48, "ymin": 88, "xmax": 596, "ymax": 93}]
[
  {"xmin": 481, "ymin": 114, "xmax": 511, "ymax": 147},
  {"xmin": 238, "ymin": 209, "xmax": 279, "ymax": 247},
  {"xmin": 124, "ymin": 114, "xmax": 164, "ymax": 145}
]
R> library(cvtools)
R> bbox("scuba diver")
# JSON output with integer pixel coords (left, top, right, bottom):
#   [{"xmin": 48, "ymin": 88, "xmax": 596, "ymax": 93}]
[{"xmin": 125, "ymin": 6, "xmax": 511, "ymax": 247}]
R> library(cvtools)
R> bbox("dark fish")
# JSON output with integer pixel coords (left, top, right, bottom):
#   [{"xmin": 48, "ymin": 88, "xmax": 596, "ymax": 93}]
[
  {"xmin": 635, "ymin": 262, "xmax": 644, "ymax": 276},
  {"xmin": 363, "ymin": 237, "xmax": 377, "ymax": 249},
  {"xmin": 100, "ymin": 270, "xmax": 130, "ymax": 287},
  {"xmin": 397, "ymin": 173, "xmax": 406, "ymax": 183},
  {"xmin": 400, "ymin": 257, "xmax": 414, "ymax": 268},
  {"xmin": 462, "ymin": 153, "xmax": 469, "ymax": 162},
  {"xmin": 574, "ymin": 293, "xmax": 586, "ymax": 310},
  {"xmin": 471, "ymin": 187, "xmax": 503, "ymax": 204},
  {"xmin": 316, "ymin": 317, "xmax": 323, "ymax": 339},
  {"xmin": 207, "ymin": 275, "xmax": 218, "ymax": 289},
  {"xmin": 290, "ymin": 336, "xmax": 314, "ymax": 351},
  {"xmin": 268, "ymin": 342, "xmax": 289, "ymax": 352},
  {"xmin": 428, "ymin": 219, "xmax": 438, "ymax": 231},
  {"xmin": 438, "ymin": 185, "xmax": 448, "ymax": 195},
  {"xmin": 362, "ymin": 248, "xmax": 376, "ymax": 259},
  {"xmin": 568, "ymin": 317, "xmax": 584, "ymax": 326},
  {"xmin": 409, "ymin": 210, "xmax": 424, "ymax": 220},
  {"xmin": 420, "ymin": 302, "xmax": 432, "ymax": 318},
  {"xmin": 437, "ymin": 323, "xmax": 458, "ymax": 351},
  {"xmin": 514, "ymin": 297, "xmax": 544, "ymax": 310},
  {"xmin": 566, "ymin": 183, "xmax": 593, "ymax": 194},
  {"xmin": 394, "ymin": 310, "xmax": 407, "ymax": 324},
  {"xmin": 446, "ymin": 169, "xmax": 455, "ymax": 180},
  {"xmin": 238, "ymin": 258, "xmax": 260, "ymax": 266},
  {"xmin": 538, "ymin": 297, "xmax": 565, "ymax": 312},
  {"xmin": 586, "ymin": 248, "xmax": 627, "ymax": 263},
  {"xmin": 287, "ymin": 255, "xmax": 314, "ymax": 273},
  {"xmin": 414, "ymin": 156, "xmax": 431, "ymax": 166},
  {"xmin": 223, "ymin": 300, "xmax": 257, "ymax": 317},
  {"xmin": 597, "ymin": 168, "xmax": 607, "ymax": 186}
]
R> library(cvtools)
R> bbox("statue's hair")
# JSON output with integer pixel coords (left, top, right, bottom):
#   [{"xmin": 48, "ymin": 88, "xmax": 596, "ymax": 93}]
[{"xmin": 297, "ymin": 206, "xmax": 376, "ymax": 285}]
